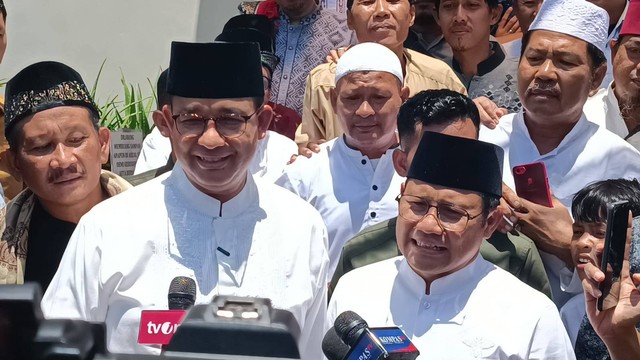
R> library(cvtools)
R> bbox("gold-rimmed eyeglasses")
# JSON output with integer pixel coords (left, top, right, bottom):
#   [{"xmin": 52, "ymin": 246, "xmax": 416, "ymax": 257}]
[
  {"xmin": 396, "ymin": 194, "xmax": 483, "ymax": 232},
  {"xmin": 171, "ymin": 107, "xmax": 261, "ymax": 138}
]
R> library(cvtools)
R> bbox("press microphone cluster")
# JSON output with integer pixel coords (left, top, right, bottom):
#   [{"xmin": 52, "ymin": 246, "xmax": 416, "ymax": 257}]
[
  {"xmin": 322, "ymin": 311, "xmax": 420, "ymax": 360},
  {"xmin": 1, "ymin": 277, "xmax": 301, "ymax": 360}
]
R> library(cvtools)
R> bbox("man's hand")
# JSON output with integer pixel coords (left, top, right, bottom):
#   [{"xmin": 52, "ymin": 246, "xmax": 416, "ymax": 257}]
[
  {"xmin": 326, "ymin": 47, "xmax": 350, "ymax": 64},
  {"xmin": 495, "ymin": 7, "xmax": 522, "ymax": 38},
  {"xmin": 473, "ymin": 96, "xmax": 508, "ymax": 129},
  {"xmin": 289, "ymin": 139, "xmax": 327, "ymax": 164},
  {"xmin": 578, "ymin": 212, "xmax": 640, "ymax": 358}
]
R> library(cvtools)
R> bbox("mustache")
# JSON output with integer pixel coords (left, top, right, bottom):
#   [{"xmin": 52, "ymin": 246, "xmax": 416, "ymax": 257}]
[
  {"xmin": 526, "ymin": 82, "xmax": 561, "ymax": 97},
  {"xmin": 47, "ymin": 164, "xmax": 82, "ymax": 183}
]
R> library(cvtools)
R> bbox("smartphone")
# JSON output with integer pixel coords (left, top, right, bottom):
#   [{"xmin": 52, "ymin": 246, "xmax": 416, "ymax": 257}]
[
  {"xmin": 512, "ymin": 162, "xmax": 553, "ymax": 207},
  {"xmin": 598, "ymin": 201, "xmax": 630, "ymax": 311}
]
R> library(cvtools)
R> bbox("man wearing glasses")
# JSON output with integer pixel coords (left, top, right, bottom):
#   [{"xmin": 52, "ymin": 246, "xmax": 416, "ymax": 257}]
[
  {"xmin": 42, "ymin": 42, "xmax": 330, "ymax": 357},
  {"xmin": 329, "ymin": 131, "xmax": 574, "ymax": 358}
]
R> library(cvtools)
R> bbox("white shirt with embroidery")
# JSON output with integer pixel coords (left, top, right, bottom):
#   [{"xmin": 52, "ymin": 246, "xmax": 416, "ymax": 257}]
[
  {"xmin": 41, "ymin": 164, "xmax": 329, "ymax": 358},
  {"xmin": 480, "ymin": 111, "xmax": 640, "ymax": 307},
  {"xmin": 329, "ymin": 256, "xmax": 575, "ymax": 359},
  {"xmin": 275, "ymin": 136, "xmax": 405, "ymax": 276}
]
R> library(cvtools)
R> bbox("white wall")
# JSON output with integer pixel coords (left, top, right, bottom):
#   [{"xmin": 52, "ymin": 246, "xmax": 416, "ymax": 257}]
[{"xmin": 0, "ymin": 0, "xmax": 240, "ymax": 106}]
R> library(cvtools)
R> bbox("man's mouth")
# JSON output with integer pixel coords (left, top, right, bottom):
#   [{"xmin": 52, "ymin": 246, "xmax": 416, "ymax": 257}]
[
  {"xmin": 414, "ymin": 239, "xmax": 447, "ymax": 251},
  {"xmin": 51, "ymin": 173, "xmax": 82, "ymax": 184}
]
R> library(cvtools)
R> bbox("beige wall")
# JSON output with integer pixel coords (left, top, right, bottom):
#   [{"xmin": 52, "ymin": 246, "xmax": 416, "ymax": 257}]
[{"xmin": 0, "ymin": 0, "xmax": 240, "ymax": 104}]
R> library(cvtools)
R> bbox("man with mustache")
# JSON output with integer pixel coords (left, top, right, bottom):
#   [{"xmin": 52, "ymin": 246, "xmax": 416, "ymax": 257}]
[
  {"xmin": 330, "ymin": 130, "xmax": 574, "ymax": 359},
  {"xmin": 41, "ymin": 42, "xmax": 329, "ymax": 357},
  {"xmin": 435, "ymin": 0, "xmax": 522, "ymax": 112},
  {"xmin": 0, "ymin": 61, "xmax": 131, "ymax": 290},
  {"xmin": 480, "ymin": 0, "xmax": 640, "ymax": 307},
  {"xmin": 299, "ymin": 0, "xmax": 465, "ymax": 145},
  {"xmin": 584, "ymin": 0, "xmax": 640, "ymax": 149},
  {"xmin": 276, "ymin": 42, "xmax": 408, "ymax": 277}
]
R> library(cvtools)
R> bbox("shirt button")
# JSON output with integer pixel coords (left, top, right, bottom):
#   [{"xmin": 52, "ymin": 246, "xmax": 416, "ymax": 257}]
[
  {"xmin": 288, "ymin": 26, "xmax": 293, "ymax": 30},
  {"xmin": 283, "ymin": 75, "xmax": 288, "ymax": 80},
  {"xmin": 288, "ymin": 46, "xmax": 293, "ymax": 50},
  {"xmin": 361, "ymin": 159, "xmax": 367, "ymax": 165},
  {"xmin": 372, "ymin": 185, "xmax": 378, "ymax": 191},
  {"xmin": 370, "ymin": 211, "xmax": 377, "ymax": 218}
]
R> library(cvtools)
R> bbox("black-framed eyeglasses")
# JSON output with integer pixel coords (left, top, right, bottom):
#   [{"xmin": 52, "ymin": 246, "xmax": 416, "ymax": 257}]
[
  {"xmin": 171, "ymin": 107, "xmax": 261, "ymax": 138},
  {"xmin": 396, "ymin": 194, "xmax": 483, "ymax": 232}
]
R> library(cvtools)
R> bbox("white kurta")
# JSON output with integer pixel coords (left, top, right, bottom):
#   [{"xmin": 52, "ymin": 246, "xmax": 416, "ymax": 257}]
[
  {"xmin": 275, "ymin": 136, "xmax": 405, "ymax": 276},
  {"xmin": 133, "ymin": 129, "xmax": 298, "ymax": 183},
  {"xmin": 584, "ymin": 82, "xmax": 628, "ymax": 139},
  {"xmin": 479, "ymin": 111, "xmax": 640, "ymax": 307},
  {"xmin": 329, "ymin": 256, "xmax": 575, "ymax": 359},
  {"xmin": 41, "ymin": 163, "xmax": 330, "ymax": 358}
]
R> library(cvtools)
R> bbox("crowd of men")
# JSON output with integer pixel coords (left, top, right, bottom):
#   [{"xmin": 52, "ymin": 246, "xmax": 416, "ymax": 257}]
[{"xmin": 0, "ymin": 0, "xmax": 639, "ymax": 358}]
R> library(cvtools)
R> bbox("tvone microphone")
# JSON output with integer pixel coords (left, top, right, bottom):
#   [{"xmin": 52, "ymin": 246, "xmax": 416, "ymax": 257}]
[
  {"xmin": 334, "ymin": 311, "xmax": 420, "ymax": 360},
  {"xmin": 138, "ymin": 276, "xmax": 197, "ymax": 346},
  {"xmin": 322, "ymin": 327, "xmax": 350, "ymax": 360}
]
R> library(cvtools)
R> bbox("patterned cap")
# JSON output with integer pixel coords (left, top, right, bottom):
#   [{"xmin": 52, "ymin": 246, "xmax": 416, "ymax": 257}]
[
  {"xmin": 529, "ymin": 0, "xmax": 609, "ymax": 54},
  {"xmin": 4, "ymin": 61, "xmax": 100, "ymax": 133}
]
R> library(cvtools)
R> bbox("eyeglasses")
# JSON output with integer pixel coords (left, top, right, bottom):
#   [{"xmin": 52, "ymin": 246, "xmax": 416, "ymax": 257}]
[
  {"xmin": 171, "ymin": 107, "xmax": 261, "ymax": 138},
  {"xmin": 396, "ymin": 194, "xmax": 483, "ymax": 232}
]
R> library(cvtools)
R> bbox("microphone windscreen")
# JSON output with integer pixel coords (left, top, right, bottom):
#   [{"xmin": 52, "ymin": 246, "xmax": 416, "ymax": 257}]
[
  {"xmin": 334, "ymin": 311, "xmax": 368, "ymax": 347},
  {"xmin": 167, "ymin": 277, "xmax": 196, "ymax": 310},
  {"xmin": 322, "ymin": 327, "xmax": 350, "ymax": 360}
]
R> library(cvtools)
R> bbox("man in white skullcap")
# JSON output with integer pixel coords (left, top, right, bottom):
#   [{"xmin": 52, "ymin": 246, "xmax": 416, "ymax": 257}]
[
  {"xmin": 276, "ymin": 42, "xmax": 408, "ymax": 276},
  {"xmin": 480, "ymin": 0, "xmax": 640, "ymax": 308}
]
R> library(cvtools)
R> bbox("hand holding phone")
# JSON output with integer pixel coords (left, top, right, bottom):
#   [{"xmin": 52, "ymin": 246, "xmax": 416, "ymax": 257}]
[
  {"xmin": 598, "ymin": 201, "xmax": 630, "ymax": 311},
  {"xmin": 512, "ymin": 162, "xmax": 553, "ymax": 208}
]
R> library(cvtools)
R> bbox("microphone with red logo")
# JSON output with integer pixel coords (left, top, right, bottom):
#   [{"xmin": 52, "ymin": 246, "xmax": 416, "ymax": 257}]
[
  {"xmin": 137, "ymin": 276, "xmax": 196, "ymax": 346},
  {"xmin": 333, "ymin": 311, "xmax": 420, "ymax": 360}
]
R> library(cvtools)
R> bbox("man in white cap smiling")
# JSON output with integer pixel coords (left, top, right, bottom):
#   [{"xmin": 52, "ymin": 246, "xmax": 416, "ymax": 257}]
[
  {"xmin": 276, "ymin": 42, "xmax": 408, "ymax": 276},
  {"xmin": 480, "ymin": 0, "xmax": 640, "ymax": 308}
]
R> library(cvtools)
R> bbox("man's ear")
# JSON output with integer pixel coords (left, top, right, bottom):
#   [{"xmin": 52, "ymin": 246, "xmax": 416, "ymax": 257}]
[
  {"xmin": 590, "ymin": 63, "xmax": 607, "ymax": 96},
  {"xmin": 97, "ymin": 127, "xmax": 111, "ymax": 165},
  {"xmin": 392, "ymin": 148, "xmax": 409, "ymax": 177},
  {"xmin": 5, "ymin": 148, "xmax": 19, "ymax": 177},
  {"xmin": 400, "ymin": 86, "xmax": 410, "ymax": 102},
  {"xmin": 256, "ymin": 104, "xmax": 273, "ymax": 141},
  {"xmin": 490, "ymin": 4, "xmax": 504, "ymax": 26},
  {"xmin": 409, "ymin": 3, "xmax": 416, "ymax": 27},
  {"xmin": 152, "ymin": 109, "xmax": 171, "ymax": 138},
  {"xmin": 483, "ymin": 208, "xmax": 503, "ymax": 239}
]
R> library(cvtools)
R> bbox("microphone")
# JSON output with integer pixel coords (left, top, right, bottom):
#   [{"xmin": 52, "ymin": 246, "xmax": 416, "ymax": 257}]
[
  {"xmin": 137, "ymin": 277, "xmax": 197, "ymax": 346},
  {"xmin": 334, "ymin": 311, "xmax": 420, "ymax": 360},
  {"xmin": 322, "ymin": 327, "xmax": 350, "ymax": 360}
]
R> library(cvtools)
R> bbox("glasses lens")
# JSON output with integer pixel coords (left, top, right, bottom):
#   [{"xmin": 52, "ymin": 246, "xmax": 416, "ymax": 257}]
[
  {"xmin": 176, "ymin": 114, "xmax": 205, "ymax": 136},
  {"xmin": 437, "ymin": 204, "xmax": 468, "ymax": 231},
  {"xmin": 399, "ymin": 196, "xmax": 428, "ymax": 222},
  {"xmin": 216, "ymin": 115, "xmax": 247, "ymax": 137}
]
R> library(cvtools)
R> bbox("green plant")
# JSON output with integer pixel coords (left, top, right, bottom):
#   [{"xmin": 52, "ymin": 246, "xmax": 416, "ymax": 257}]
[{"xmin": 91, "ymin": 60, "xmax": 156, "ymax": 137}]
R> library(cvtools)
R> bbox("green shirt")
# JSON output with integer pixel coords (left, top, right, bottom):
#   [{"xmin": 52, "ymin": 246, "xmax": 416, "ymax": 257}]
[{"xmin": 330, "ymin": 217, "xmax": 552, "ymax": 300}]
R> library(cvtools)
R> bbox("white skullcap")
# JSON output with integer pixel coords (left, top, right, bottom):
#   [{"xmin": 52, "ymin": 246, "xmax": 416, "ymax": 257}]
[
  {"xmin": 529, "ymin": 0, "xmax": 609, "ymax": 54},
  {"xmin": 335, "ymin": 42, "xmax": 403, "ymax": 84}
]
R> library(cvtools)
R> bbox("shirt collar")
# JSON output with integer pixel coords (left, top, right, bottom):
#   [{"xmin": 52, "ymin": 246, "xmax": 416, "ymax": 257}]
[
  {"xmin": 338, "ymin": 135, "xmax": 399, "ymax": 159},
  {"xmin": 515, "ymin": 111, "xmax": 591, "ymax": 158},
  {"xmin": 398, "ymin": 255, "xmax": 487, "ymax": 297},
  {"xmin": 167, "ymin": 162, "xmax": 257, "ymax": 218},
  {"xmin": 279, "ymin": 5, "xmax": 321, "ymax": 26},
  {"xmin": 451, "ymin": 41, "xmax": 506, "ymax": 77}
]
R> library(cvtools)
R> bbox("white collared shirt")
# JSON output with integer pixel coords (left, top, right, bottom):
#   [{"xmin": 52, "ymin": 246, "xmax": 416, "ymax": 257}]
[
  {"xmin": 329, "ymin": 256, "xmax": 575, "ymax": 359},
  {"xmin": 41, "ymin": 163, "xmax": 330, "ymax": 358},
  {"xmin": 479, "ymin": 111, "xmax": 640, "ymax": 307},
  {"xmin": 584, "ymin": 81, "xmax": 629, "ymax": 139},
  {"xmin": 275, "ymin": 136, "xmax": 405, "ymax": 276},
  {"xmin": 133, "ymin": 129, "xmax": 298, "ymax": 183}
]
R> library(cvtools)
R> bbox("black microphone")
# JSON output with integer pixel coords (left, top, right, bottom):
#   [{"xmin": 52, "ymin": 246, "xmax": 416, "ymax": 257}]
[
  {"xmin": 322, "ymin": 327, "xmax": 351, "ymax": 360},
  {"xmin": 334, "ymin": 311, "xmax": 420, "ymax": 360},
  {"xmin": 168, "ymin": 276, "xmax": 197, "ymax": 310}
]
